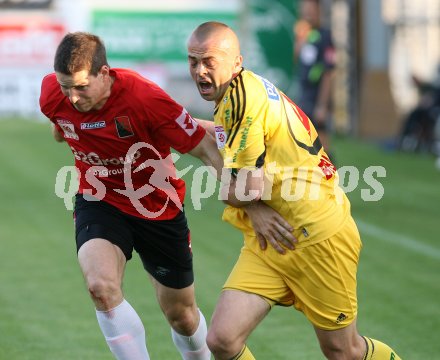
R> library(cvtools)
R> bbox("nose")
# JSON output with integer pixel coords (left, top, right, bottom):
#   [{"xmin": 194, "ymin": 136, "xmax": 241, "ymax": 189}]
[
  {"xmin": 195, "ymin": 62, "xmax": 208, "ymax": 77},
  {"xmin": 68, "ymin": 89, "xmax": 80, "ymax": 104}
]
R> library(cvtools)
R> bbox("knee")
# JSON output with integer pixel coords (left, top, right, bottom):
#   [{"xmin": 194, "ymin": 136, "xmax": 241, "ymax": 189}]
[
  {"xmin": 166, "ymin": 306, "xmax": 199, "ymax": 336},
  {"xmin": 86, "ymin": 276, "xmax": 121, "ymax": 309},
  {"xmin": 206, "ymin": 328, "xmax": 241, "ymax": 359}
]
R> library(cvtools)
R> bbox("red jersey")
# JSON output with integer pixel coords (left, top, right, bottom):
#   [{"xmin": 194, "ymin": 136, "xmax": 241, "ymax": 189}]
[{"xmin": 40, "ymin": 68, "xmax": 205, "ymax": 220}]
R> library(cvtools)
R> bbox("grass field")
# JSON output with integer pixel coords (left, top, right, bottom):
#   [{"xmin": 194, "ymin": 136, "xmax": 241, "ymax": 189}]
[{"xmin": 0, "ymin": 118, "xmax": 439, "ymax": 359}]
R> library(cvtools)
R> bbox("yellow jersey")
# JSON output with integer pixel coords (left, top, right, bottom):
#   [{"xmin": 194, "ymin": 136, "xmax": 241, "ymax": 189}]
[{"xmin": 214, "ymin": 69, "xmax": 350, "ymax": 248}]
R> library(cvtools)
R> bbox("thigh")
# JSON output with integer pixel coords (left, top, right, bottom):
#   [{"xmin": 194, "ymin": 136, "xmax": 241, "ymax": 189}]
[
  {"xmin": 132, "ymin": 210, "xmax": 194, "ymax": 289},
  {"xmin": 152, "ymin": 277, "xmax": 197, "ymax": 315},
  {"xmin": 151, "ymin": 278, "xmax": 200, "ymax": 334},
  {"xmin": 210, "ymin": 289, "xmax": 271, "ymax": 344},
  {"xmin": 78, "ymin": 238, "xmax": 127, "ymax": 310},
  {"xmin": 287, "ymin": 217, "xmax": 362, "ymax": 330},
  {"xmin": 78, "ymin": 238, "xmax": 126, "ymax": 287}
]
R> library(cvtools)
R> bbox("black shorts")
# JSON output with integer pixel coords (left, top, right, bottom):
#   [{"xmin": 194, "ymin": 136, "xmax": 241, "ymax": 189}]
[{"xmin": 74, "ymin": 194, "xmax": 193, "ymax": 289}]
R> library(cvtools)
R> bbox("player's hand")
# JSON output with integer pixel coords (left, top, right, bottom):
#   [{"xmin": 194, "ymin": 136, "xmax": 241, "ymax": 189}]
[{"xmin": 244, "ymin": 201, "xmax": 297, "ymax": 254}]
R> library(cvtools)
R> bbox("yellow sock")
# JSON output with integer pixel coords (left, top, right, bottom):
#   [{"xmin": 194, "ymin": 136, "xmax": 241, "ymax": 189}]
[
  {"xmin": 363, "ymin": 336, "xmax": 401, "ymax": 360},
  {"xmin": 231, "ymin": 345, "xmax": 255, "ymax": 360}
]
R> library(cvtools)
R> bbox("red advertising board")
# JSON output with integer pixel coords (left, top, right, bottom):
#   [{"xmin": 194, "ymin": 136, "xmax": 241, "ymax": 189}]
[
  {"xmin": 0, "ymin": 21, "xmax": 64, "ymax": 116},
  {"xmin": 0, "ymin": 22, "xmax": 64, "ymax": 66}
]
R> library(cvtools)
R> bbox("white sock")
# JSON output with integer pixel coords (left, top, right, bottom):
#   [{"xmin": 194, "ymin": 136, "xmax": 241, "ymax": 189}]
[
  {"xmin": 96, "ymin": 299, "xmax": 150, "ymax": 360},
  {"xmin": 171, "ymin": 309, "xmax": 211, "ymax": 360}
]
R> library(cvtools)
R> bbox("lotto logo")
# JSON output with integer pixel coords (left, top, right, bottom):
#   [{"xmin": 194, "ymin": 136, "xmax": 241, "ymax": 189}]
[{"xmin": 81, "ymin": 121, "xmax": 106, "ymax": 130}]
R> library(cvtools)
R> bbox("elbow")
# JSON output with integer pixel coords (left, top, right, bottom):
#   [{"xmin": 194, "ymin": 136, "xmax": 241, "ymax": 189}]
[
  {"xmin": 52, "ymin": 126, "xmax": 65, "ymax": 142},
  {"xmin": 54, "ymin": 135, "xmax": 65, "ymax": 143}
]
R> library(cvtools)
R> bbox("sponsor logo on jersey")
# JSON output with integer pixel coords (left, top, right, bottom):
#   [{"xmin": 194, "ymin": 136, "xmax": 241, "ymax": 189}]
[
  {"xmin": 115, "ymin": 116, "xmax": 134, "ymax": 138},
  {"xmin": 70, "ymin": 146, "xmax": 141, "ymax": 166},
  {"xmin": 215, "ymin": 125, "xmax": 227, "ymax": 149},
  {"xmin": 259, "ymin": 76, "xmax": 280, "ymax": 101},
  {"xmin": 175, "ymin": 108, "xmax": 198, "ymax": 136},
  {"xmin": 80, "ymin": 121, "xmax": 106, "ymax": 130},
  {"xmin": 318, "ymin": 155, "xmax": 336, "ymax": 180},
  {"xmin": 233, "ymin": 116, "xmax": 252, "ymax": 163},
  {"xmin": 224, "ymin": 109, "xmax": 231, "ymax": 127},
  {"xmin": 57, "ymin": 119, "xmax": 79, "ymax": 140}
]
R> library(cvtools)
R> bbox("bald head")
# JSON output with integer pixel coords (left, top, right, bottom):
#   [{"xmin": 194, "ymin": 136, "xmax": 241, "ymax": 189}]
[
  {"xmin": 187, "ymin": 22, "xmax": 243, "ymax": 104},
  {"xmin": 188, "ymin": 21, "xmax": 241, "ymax": 57}
]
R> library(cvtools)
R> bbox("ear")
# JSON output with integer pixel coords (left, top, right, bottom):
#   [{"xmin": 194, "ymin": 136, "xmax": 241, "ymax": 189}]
[
  {"xmin": 234, "ymin": 55, "xmax": 243, "ymax": 72},
  {"xmin": 99, "ymin": 65, "xmax": 110, "ymax": 77}
]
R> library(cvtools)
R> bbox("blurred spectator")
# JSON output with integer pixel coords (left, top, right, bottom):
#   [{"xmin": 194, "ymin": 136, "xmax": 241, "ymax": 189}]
[
  {"xmin": 294, "ymin": 0, "xmax": 335, "ymax": 158},
  {"xmin": 398, "ymin": 64, "xmax": 440, "ymax": 154}
]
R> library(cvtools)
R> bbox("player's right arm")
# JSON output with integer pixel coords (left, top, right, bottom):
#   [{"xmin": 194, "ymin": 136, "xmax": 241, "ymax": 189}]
[
  {"xmin": 220, "ymin": 167, "xmax": 264, "ymax": 207},
  {"xmin": 40, "ymin": 74, "xmax": 65, "ymax": 143},
  {"xmin": 52, "ymin": 124, "xmax": 65, "ymax": 142},
  {"xmin": 221, "ymin": 169, "xmax": 297, "ymax": 254}
]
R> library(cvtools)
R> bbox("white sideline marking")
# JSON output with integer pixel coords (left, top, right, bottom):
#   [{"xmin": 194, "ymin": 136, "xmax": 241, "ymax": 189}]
[{"xmin": 356, "ymin": 219, "xmax": 440, "ymax": 260}]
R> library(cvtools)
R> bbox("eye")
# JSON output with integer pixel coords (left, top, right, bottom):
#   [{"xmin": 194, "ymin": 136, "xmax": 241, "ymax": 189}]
[
  {"xmin": 74, "ymin": 85, "xmax": 88, "ymax": 91},
  {"xmin": 188, "ymin": 58, "xmax": 198, "ymax": 68},
  {"xmin": 204, "ymin": 59, "xmax": 217, "ymax": 69}
]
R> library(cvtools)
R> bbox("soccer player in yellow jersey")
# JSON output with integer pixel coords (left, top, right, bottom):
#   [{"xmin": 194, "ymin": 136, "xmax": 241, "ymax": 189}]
[{"xmin": 187, "ymin": 21, "xmax": 401, "ymax": 360}]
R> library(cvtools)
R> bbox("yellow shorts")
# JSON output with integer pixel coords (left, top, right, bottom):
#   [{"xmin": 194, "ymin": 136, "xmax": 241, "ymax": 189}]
[{"xmin": 223, "ymin": 216, "xmax": 362, "ymax": 330}]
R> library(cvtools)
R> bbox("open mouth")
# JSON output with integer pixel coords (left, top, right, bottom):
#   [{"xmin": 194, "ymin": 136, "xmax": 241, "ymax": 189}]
[{"xmin": 198, "ymin": 80, "xmax": 213, "ymax": 94}]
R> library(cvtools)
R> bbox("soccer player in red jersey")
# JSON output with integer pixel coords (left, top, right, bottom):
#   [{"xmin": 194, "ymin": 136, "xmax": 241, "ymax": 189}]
[{"xmin": 39, "ymin": 32, "xmax": 223, "ymax": 360}]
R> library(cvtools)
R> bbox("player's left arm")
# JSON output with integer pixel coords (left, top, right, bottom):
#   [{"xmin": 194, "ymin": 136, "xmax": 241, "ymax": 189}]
[{"xmin": 195, "ymin": 118, "xmax": 215, "ymax": 137}]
